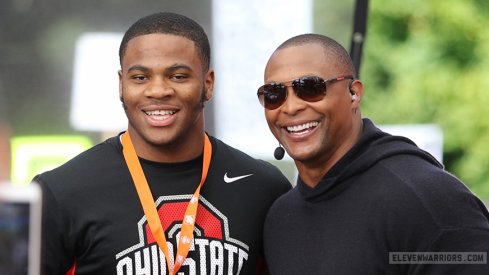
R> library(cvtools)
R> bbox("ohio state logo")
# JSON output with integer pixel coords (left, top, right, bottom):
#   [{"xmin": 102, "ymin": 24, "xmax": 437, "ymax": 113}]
[{"xmin": 115, "ymin": 195, "xmax": 249, "ymax": 275}]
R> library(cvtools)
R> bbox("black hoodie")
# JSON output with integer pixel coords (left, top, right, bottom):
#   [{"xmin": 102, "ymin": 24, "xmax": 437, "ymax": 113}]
[{"xmin": 264, "ymin": 119, "xmax": 489, "ymax": 275}]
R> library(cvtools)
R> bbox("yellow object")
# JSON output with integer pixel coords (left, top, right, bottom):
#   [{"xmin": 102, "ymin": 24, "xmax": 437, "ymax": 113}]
[{"xmin": 10, "ymin": 136, "xmax": 92, "ymax": 185}]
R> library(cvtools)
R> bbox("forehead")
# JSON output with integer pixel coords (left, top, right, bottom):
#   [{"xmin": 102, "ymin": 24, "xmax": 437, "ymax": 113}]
[
  {"xmin": 122, "ymin": 33, "xmax": 202, "ymax": 70},
  {"xmin": 265, "ymin": 43, "xmax": 337, "ymax": 82}
]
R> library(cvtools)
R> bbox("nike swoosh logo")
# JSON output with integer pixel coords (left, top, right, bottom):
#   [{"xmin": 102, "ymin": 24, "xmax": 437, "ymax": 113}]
[{"xmin": 223, "ymin": 172, "xmax": 253, "ymax": 183}]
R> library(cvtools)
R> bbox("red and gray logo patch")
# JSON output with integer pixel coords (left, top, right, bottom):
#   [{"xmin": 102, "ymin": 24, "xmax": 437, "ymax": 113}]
[{"xmin": 116, "ymin": 195, "xmax": 249, "ymax": 275}]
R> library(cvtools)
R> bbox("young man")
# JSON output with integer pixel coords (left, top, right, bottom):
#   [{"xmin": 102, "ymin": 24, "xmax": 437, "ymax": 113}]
[
  {"xmin": 35, "ymin": 12, "xmax": 291, "ymax": 274},
  {"xmin": 258, "ymin": 33, "xmax": 489, "ymax": 274}
]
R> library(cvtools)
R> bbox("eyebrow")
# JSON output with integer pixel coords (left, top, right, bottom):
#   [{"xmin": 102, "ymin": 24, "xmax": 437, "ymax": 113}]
[
  {"xmin": 127, "ymin": 65, "xmax": 149, "ymax": 73},
  {"xmin": 126, "ymin": 64, "xmax": 193, "ymax": 74},
  {"xmin": 166, "ymin": 64, "xmax": 193, "ymax": 73}
]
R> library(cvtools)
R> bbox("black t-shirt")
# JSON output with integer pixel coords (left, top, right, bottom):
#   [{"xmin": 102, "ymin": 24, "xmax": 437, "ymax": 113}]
[{"xmin": 35, "ymin": 134, "xmax": 291, "ymax": 274}]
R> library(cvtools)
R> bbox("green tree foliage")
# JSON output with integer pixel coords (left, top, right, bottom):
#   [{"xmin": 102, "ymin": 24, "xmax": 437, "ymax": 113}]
[
  {"xmin": 316, "ymin": 0, "xmax": 489, "ymax": 200},
  {"xmin": 313, "ymin": 0, "xmax": 356, "ymax": 47}
]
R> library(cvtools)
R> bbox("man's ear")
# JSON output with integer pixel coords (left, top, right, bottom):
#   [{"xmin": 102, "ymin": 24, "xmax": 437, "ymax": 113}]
[
  {"xmin": 118, "ymin": 70, "xmax": 123, "ymax": 101},
  {"xmin": 203, "ymin": 69, "xmax": 214, "ymax": 101},
  {"xmin": 349, "ymin": 79, "xmax": 364, "ymax": 103}
]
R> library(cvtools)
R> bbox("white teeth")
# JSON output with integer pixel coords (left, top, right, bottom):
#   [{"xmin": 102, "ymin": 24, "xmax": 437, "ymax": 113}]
[
  {"xmin": 145, "ymin": 110, "xmax": 175, "ymax": 116},
  {"xmin": 287, "ymin": 121, "xmax": 319, "ymax": 133}
]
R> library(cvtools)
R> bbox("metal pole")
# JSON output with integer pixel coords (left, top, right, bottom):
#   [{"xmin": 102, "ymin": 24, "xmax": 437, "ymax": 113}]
[{"xmin": 349, "ymin": 0, "xmax": 369, "ymax": 78}]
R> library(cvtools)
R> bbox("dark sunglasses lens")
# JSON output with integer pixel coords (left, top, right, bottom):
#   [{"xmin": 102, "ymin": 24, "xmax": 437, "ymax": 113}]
[
  {"xmin": 259, "ymin": 84, "xmax": 286, "ymax": 110},
  {"xmin": 293, "ymin": 77, "xmax": 326, "ymax": 102}
]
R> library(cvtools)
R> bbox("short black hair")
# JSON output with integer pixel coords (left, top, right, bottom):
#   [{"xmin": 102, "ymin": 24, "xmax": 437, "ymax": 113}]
[
  {"xmin": 119, "ymin": 12, "xmax": 211, "ymax": 72},
  {"xmin": 276, "ymin": 33, "xmax": 356, "ymax": 78}
]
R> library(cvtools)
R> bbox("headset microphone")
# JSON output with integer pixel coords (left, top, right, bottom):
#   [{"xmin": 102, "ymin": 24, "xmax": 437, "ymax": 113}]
[{"xmin": 274, "ymin": 144, "xmax": 285, "ymax": 160}]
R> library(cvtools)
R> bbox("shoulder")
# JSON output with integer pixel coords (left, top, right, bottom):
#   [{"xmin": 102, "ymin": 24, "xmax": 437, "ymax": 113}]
[
  {"xmin": 264, "ymin": 187, "xmax": 299, "ymax": 218},
  {"xmin": 34, "ymin": 136, "xmax": 123, "ymax": 190},
  {"xmin": 377, "ymin": 154, "xmax": 476, "ymax": 204},
  {"xmin": 210, "ymin": 136, "xmax": 290, "ymax": 182},
  {"xmin": 263, "ymin": 187, "xmax": 299, "ymax": 237},
  {"xmin": 207, "ymin": 136, "xmax": 292, "ymax": 198},
  {"xmin": 369, "ymin": 155, "xmax": 489, "ymax": 229}
]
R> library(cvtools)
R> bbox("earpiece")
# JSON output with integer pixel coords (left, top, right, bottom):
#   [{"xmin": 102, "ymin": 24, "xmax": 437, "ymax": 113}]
[{"xmin": 351, "ymin": 93, "xmax": 358, "ymax": 102}]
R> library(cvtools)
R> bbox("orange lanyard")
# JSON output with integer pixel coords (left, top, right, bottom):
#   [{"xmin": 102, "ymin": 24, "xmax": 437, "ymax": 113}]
[{"xmin": 121, "ymin": 132, "xmax": 212, "ymax": 275}]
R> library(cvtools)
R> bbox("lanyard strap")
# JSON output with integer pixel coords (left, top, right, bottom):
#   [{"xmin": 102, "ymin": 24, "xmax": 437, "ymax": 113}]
[{"xmin": 121, "ymin": 132, "xmax": 212, "ymax": 275}]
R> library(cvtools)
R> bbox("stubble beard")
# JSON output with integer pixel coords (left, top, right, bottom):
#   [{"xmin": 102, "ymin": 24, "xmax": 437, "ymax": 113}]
[{"xmin": 119, "ymin": 85, "xmax": 207, "ymax": 148}]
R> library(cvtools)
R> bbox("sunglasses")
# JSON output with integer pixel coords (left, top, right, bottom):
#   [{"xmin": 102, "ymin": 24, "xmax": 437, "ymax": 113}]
[{"xmin": 257, "ymin": 75, "xmax": 354, "ymax": 110}]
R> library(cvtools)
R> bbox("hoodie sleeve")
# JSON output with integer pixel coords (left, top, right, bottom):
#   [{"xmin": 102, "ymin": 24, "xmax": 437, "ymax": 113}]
[
  {"xmin": 381, "ymin": 161, "xmax": 489, "ymax": 275},
  {"xmin": 406, "ymin": 227, "xmax": 489, "ymax": 274}
]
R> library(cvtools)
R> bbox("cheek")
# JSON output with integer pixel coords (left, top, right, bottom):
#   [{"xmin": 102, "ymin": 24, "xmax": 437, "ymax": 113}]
[
  {"xmin": 264, "ymin": 110, "xmax": 281, "ymax": 132},
  {"xmin": 121, "ymin": 83, "xmax": 147, "ymax": 103},
  {"xmin": 264, "ymin": 110, "xmax": 276, "ymax": 123},
  {"xmin": 181, "ymin": 83, "xmax": 205, "ymax": 100},
  {"xmin": 120, "ymin": 83, "xmax": 134, "ymax": 98},
  {"xmin": 312, "ymin": 97, "xmax": 341, "ymax": 116},
  {"xmin": 121, "ymin": 91, "xmax": 136, "ymax": 105}
]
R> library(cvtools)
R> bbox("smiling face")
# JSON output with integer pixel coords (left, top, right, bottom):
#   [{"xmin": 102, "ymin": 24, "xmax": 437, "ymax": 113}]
[
  {"xmin": 119, "ymin": 33, "xmax": 214, "ymax": 162},
  {"xmin": 264, "ymin": 42, "xmax": 363, "ymax": 183}
]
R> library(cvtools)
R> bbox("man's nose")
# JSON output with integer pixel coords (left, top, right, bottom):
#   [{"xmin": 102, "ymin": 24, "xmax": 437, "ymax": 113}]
[
  {"xmin": 281, "ymin": 86, "xmax": 306, "ymax": 115},
  {"xmin": 144, "ymin": 77, "xmax": 175, "ymax": 98}
]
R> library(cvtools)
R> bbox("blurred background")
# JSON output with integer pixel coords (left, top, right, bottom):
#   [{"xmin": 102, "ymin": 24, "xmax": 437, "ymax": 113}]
[{"xmin": 0, "ymin": 0, "xmax": 488, "ymax": 203}]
